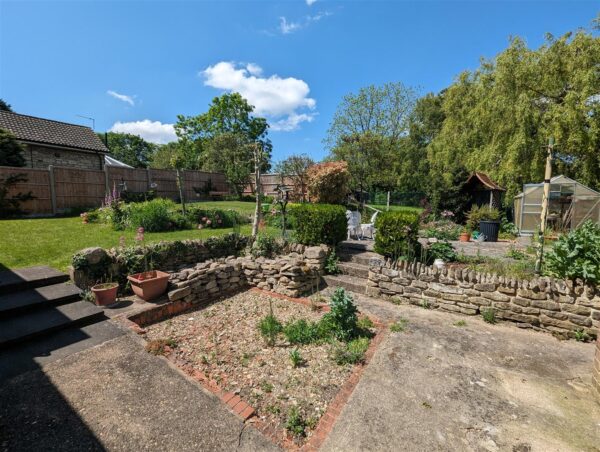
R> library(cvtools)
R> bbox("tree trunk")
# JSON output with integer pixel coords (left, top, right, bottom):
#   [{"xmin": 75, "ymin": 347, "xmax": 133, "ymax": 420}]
[{"xmin": 252, "ymin": 144, "xmax": 262, "ymax": 238}]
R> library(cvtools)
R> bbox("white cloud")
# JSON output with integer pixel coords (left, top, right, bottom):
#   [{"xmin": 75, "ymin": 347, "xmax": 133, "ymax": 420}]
[
  {"xmin": 306, "ymin": 0, "xmax": 317, "ymax": 5},
  {"xmin": 109, "ymin": 120, "xmax": 177, "ymax": 144},
  {"xmin": 107, "ymin": 90, "xmax": 135, "ymax": 106},
  {"xmin": 202, "ymin": 61, "xmax": 316, "ymax": 131},
  {"xmin": 277, "ymin": 11, "xmax": 331, "ymax": 34}
]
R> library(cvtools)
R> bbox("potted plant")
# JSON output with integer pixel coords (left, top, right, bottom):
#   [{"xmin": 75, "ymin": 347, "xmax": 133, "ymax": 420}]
[
  {"xmin": 126, "ymin": 227, "xmax": 170, "ymax": 301},
  {"xmin": 91, "ymin": 281, "xmax": 119, "ymax": 306},
  {"xmin": 467, "ymin": 205, "xmax": 501, "ymax": 242},
  {"xmin": 459, "ymin": 227, "xmax": 471, "ymax": 242}
]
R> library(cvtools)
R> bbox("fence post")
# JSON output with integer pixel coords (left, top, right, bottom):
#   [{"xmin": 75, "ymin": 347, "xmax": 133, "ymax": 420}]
[
  {"xmin": 48, "ymin": 165, "xmax": 57, "ymax": 216},
  {"xmin": 146, "ymin": 168, "xmax": 151, "ymax": 190}
]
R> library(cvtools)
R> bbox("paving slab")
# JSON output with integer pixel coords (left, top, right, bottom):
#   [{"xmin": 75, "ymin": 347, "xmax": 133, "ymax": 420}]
[
  {"xmin": 321, "ymin": 292, "xmax": 600, "ymax": 452},
  {"xmin": 0, "ymin": 282, "xmax": 81, "ymax": 317},
  {"xmin": 0, "ymin": 265, "xmax": 69, "ymax": 294},
  {"xmin": 0, "ymin": 333, "xmax": 280, "ymax": 451}
]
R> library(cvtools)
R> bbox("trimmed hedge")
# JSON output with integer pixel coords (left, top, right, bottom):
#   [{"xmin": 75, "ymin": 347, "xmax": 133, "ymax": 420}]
[
  {"xmin": 290, "ymin": 203, "xmax": 347, "ymax": 245},
  {"xmin": 374, "ymin": 210, "xmax": 421, "ymax": 259}
]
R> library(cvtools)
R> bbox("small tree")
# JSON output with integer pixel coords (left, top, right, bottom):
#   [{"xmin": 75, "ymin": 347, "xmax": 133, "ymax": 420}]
[
  {"xmin": 0, "ymin": 128, "xmax": 25, "ymax": 167},
  {"xmin": 204, "ymin": 132, "xmax": 253, "ymax": 198},
  {"xmin": 275, "ymin": 153, "xmax": 314, "ymax": 202},
  {"xmin": 306, "ymin": 161, "xmax": 350, "ymax": 204}
]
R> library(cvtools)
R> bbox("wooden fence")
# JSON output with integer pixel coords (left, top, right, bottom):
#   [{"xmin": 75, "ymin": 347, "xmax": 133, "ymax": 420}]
[
  {"xmin": 0, "ymin": 165, "xmax": 305, "ymax": 216},
  {"xmin": 0, "ymin": 165, "xmax": 230, "ymax": 216}
]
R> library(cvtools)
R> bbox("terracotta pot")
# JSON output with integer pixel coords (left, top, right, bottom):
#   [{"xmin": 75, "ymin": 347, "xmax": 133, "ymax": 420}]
[
  {"xmin": 127, "ymin": 270, "xmax": 170, "ymax": 301},
  {"xmin": 91, "ymin": 282, "xmax": 119, "ymax": 306},
  {"xmin": 459, "ymin": 232, "xmax": 471, "ymax": 242}
]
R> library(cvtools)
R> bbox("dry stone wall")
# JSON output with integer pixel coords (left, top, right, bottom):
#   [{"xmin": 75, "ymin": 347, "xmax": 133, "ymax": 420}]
[
  {"xmin": 367, "ymin": 258, "xmax": 600, "ymax": 340},
  {"xmin": 166, "ymin": 245, "xmax": 328, "ymax": 305}
]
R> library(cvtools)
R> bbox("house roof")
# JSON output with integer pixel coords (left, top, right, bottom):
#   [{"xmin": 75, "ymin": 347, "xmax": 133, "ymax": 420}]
[
  {"xmin": 466, "ymin": 172, "xmax": 506, "ymax": 191},
  {"xmin": 0, "ymin": 111, "xmax": 109, "ymax": 153}
]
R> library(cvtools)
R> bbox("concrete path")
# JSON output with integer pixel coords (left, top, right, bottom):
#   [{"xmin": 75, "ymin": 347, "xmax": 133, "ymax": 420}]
[
  {"xmin": 0, "ymin": 333, "xmax": 279, "ymax": 451},
  {"xmin": 321, "ymin": 293, "xmax": 600, "ymax": 452}
]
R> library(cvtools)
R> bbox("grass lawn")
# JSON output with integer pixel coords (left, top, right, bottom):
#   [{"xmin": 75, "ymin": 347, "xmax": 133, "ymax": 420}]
[
  {"xmin": 368, "ymin": 204, "xmax": 423, "ymax": 214},
  {"xmin": 184, "ymin": 200, "xmax": 257, "ymax": 216}
]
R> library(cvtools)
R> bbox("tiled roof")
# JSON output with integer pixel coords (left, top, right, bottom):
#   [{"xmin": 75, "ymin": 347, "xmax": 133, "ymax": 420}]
[
  {"xmin": 466, "ymin": 172, "xmax": 506, "ymax": 191},
  {"xmin": 0, "ymin": 111, "xmax": 108, "ymax": 153}
]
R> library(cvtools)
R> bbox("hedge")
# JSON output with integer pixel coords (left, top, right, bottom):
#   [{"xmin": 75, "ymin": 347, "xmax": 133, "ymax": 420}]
[
  {"xmin": 290, "ymin": 203, "xmax": 347, "ymax": 245},
  {"xmin": 374, "ymin": 210, "xmax": 421, "ymax": 260}
]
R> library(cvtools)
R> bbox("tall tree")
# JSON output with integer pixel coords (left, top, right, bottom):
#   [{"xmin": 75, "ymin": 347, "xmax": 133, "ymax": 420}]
[
  {"xmin": 100, "ymin": 132, "xmax": 156, "ymax": 168},
  {"xmin": 274, "ymin": 153, "xmax": 315, "ymax": 202},
  {"xmin": 175, "ymin": 93, "xmax": 272, "ymax": 170},
  {"xmin": 0, "ymin": 99, "xmax": 13, "ymax": 112},
  {"xmin": 0, "ymin": 128, "xmax": 25, "ymax": 167},
  {"xmin": 150, "ymin": 142, "xmax": 180, "ymax": 169},
  {"xmin": 204, "ymin": 132, "xmax": 254, "ymax": 198}
]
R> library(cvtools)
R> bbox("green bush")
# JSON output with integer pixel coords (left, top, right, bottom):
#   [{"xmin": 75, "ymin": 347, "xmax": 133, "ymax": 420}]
[
  {"xmin": 251, "ymin": 234, "xmax": 282, "ymax": 258},
  {"xmin": 465, "ymin": 205, "xmax": 500, "ymax": 231},
  {"xmin": 322, "ymin": 287, "xmax": 359, "ymax": 341},
  {"xmin": 125, "ymin": 198, "xmax": 176, "ymax": 232},
  {"xmin": 283, "ymin": 319, "xmax": 321, "ymax": 344},
  {"xmin": 374, "ymin": 211, "xmax": 421, "ymax": 260},
  {"xmin": 332, "ymin": 337, "xmax": 370, "ymax": 365},
  {"xmin": 188, "ymin": 206, "xmax": 248, "ymax": 229},
  {"xmin": 545, "ymin": 220, "xmax": 600, "ymax": 284},
  {"xmin": 258, "ymin": 314, "xmax": 283, "ymax": 346},
  {"xmin": 424, "ymin": 241, "xmax": 457, "ymax": 264},
  {"xmin": 204, "ymin": 233, "xmax": 248, "ymax": 257},
  {"xmin": 290, "ymin": 203, "xmax": 347, "ymax": 246}
]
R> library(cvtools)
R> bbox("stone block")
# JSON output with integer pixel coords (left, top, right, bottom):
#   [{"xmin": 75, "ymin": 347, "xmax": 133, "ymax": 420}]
[
  {"xmin": 513, "ymin": 297, "xmax": 530, "ymax": 307},
  {"xmin": 412, "ymin": 280, "xmax": 429, "ymax": 289},
  {"xmin": 560, "ymin": 304, "xmax": 591, "ymax": 316},
  {"xmin": 531, "ymin": 299, "xmax": 560, "ymax": 311},
  {"xmin": 469, "ymin": 297, "xmax": 491, "ymax": 307},
  {"xmin": 474, "ymin": 283, "xmax": 496, "ymax": 292},
  {"xmin": 517, "ymin": 289, "xmax": 548, "ymax": 300},
  {"xmin": 380, "ymin": 281, "xmax": 404, "ymax": 294},
  {"xmin": 168, "ymin": 286, "xmax": 191, "ymax": 301},
  {"xmin": 567, "ymin": 313, "xmax": 592, "ymax": 327},
  {"xmin": 482, "ymin": 292, "xmax": 510, "ymax": 302}
]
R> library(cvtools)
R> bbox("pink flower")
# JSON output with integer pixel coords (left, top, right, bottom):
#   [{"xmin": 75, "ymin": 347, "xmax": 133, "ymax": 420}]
[
  {"xmin": 119, "ymin": 236, "xmax": 126, "ymax": 248},
  {"xmin": 201, "ymin": 217, "xmax": 208, "ymax": 222},
  {"xmin": 206, "ymin": 219, "xmax": 212, "ymax": 225},
  {"xmin": 198, "ymin": 224, "xmax": 204, "ymax": 230}
]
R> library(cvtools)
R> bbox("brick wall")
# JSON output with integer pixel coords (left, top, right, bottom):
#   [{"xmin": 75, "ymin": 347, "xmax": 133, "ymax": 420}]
[
  {"xmin": 24, "ymin": 144, "xmax": 104, "ymax": 170},
  {"xmin": 367, "ymin": 258, "xmax": 599, "ymax": 340}
]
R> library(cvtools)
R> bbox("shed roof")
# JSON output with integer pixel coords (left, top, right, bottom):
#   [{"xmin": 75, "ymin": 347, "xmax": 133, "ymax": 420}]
[
  {"xmin": 465, "ymin": 172, "xmax": 505, "ymax": 191},
  {"xmin": 0, "ymin": 111, "xmax": 108, "ymax": 153}
]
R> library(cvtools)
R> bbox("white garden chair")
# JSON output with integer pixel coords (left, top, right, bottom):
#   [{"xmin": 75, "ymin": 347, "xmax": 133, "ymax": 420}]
[
  {"xmin": 346, "ymin": 210, "xmax": 361, "ymax": 240},
  {"xmin": 360, "ymin": 211, "xmax": 379, "ymax": 239}
]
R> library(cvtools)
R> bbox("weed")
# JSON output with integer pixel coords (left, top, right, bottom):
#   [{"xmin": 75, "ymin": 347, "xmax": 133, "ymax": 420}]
[
  {"xmin": 266, "ymin": 404, "xmax": 281, "ymax": 415},
  {"xmin": 390, "ymin": 318, "xmax": 408, "ymax": 332},
  {"xmin": 81, "ymin": 289, "xmax": 94, "ymax": 303},
  {"xmin": 573, "ymin": 329, "xmax": 591, "ymax": 342},
  {"xmin": 289, "ymin": 348, "xmax": 304, "ymax": 367},
  {"xmin": 325, "ymin": 248, "xmax": 340, "ymax": 275},
  {"xmin": 285, "ymin": 407, "xmax": 306, "ymax": 437},
  {"xmin": 482, "ymin": 309, "xmax": 496, "ymax": 324},
  {"xmin": 420, "ymin": 299, "xmax": 431, "ymax": 309},
  {"xmin": 422, "ymin": 401, "xmax": 432, "ymax": 409},
  {"xmin": 357, "ymin": 316, "xmax": 374, "ymax": 330},
  {"xmin": 454, "ymin": 320, "xmax": 467, "ymax": 327},
  {"xmin": 332, "ymin": 337, "xmax": 370, "ymax": 365},
  {"xmin": 260, "ymin": 380, "xmax": 274, "ymax": 393},
  {"xmin": 258, "ymin": 314, "xmax": 283, "ymax": 346},
  {"xmin": 323, "ymin": 287, "xmax": 359, "ymax": 341},
  {"xmin": 145, "ymin": 338, "xmax": 177, "ymax": 355},
  {"xmin": 390, "ymin": 297, "xmax": 403, "ymax": 305}
]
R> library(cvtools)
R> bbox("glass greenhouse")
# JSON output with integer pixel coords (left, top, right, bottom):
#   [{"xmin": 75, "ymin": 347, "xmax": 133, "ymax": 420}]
[{"xmin": 514, "ymin": 175, "xmax": 600, "ymax": 235}]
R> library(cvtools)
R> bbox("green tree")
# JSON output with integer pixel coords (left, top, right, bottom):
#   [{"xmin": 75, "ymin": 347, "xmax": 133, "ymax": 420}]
[
  {"xmin": 100, "ymin": 132, "xmax": 156, "ymax": 168},
  {"xmin": 274, "ymin": 153, "xmax": 315, "ymax": 202},
  {"xmin": 175, "ymin": 93, "xmax": 272, "ymax": 170},
  {"xmin": 429, "ymin": 27, "xmax": 600, "ymax": 202},
  {"xmin": 0, "ymin": 99, "xmax": 13, "ymax": 112},
  {"xmin": 0, "ymin": 128, "xmax": 25, "ymax": 167},
  {"xmin": 204, "ymin": 132, "xmax": 253, "ymax": 198}
]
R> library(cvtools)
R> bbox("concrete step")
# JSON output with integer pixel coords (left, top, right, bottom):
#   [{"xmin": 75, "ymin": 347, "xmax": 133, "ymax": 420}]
[
  {"xmin": 0, "ymin": 266, "xmax": 69, "ymax": 295},
  {"xmin": 0, "ymin": 301, "xmax": 105, "ymax": 349},
  {"xmin": 339, "ymin": 240, "xmax": 374, "ymax": 252},
  {"xmin": 323, "ymin": 274, "xmax": 367, "ymax": 295},
  {"xmin": 337, "ymin": 262, "xmax": 369, "ymax": 279},
  {"xmin": 339, "ymin": 251, "xmax": 382, "ymax": 266},
  {"xmin": 0, "ymin": 283, "xmax": 81, "ymax": 318}
]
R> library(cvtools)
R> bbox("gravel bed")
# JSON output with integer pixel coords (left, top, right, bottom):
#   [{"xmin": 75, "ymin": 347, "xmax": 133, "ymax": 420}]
[{"xmin": 144, "ymin": 291, "xmax": 359, "ymax": 442}]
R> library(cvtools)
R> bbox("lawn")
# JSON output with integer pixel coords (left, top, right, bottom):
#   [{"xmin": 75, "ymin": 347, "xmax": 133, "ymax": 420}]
[
  {"xmin": 368, "ymin": 204, "xmax": 423, "ymax": 214},
  {"xmin": 0, "ymin": 201, "xmax": 263, "ymax": 272}
]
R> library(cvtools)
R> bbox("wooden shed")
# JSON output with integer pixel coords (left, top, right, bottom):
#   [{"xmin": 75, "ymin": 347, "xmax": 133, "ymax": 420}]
[{"xmin": 463, "ymin": 172, "xmax": 505, "ymax": 209}]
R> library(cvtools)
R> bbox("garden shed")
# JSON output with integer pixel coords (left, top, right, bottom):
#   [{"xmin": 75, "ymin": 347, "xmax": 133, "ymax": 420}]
[
  {"xmin": 513, "ymin": 175, "xmax": 600, "ymax": 234},
  {"xmin": 463, "ymin": 172, "xmax": 505, "ymax": 209}
]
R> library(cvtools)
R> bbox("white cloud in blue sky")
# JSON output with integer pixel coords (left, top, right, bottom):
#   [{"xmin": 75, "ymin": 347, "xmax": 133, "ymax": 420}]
[
  {"xmin": 277, "ymin": 11, "xmax": 331, "ymax": 35},
  {"xmin": 202, "ymin": 61, "xmax": 316, "ymax": 131},
  {"xmin": 107, "ymin": 90, "xmax": 135, "ymax": 106},
  {"xmin": 306, "ymin": 0, "xmax": 317, "ymax": 5},
  {"xmin": 109, "ymin": 119, "xmax": 176, "ymax": 144}
]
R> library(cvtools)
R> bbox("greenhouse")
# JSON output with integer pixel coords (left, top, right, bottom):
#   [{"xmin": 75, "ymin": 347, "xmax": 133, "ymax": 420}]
[{"xmin": 514, "ymin": 175, "xmax": 600, "ymax": 235}]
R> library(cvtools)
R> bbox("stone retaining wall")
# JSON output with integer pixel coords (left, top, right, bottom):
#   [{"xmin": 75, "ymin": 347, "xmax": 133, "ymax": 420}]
[
  {"xmin": 367, "ymin": 258, "xmax": 599, "ymax": 340},
  {"xmin": 166, "ymin": 245, "xmax": 328, "ymax": 307}
]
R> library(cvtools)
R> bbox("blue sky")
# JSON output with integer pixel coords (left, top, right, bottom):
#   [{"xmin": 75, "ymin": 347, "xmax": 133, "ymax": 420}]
[{"xmin": 0, "ymin": 1, "xmax": 597, "ymax": 164}]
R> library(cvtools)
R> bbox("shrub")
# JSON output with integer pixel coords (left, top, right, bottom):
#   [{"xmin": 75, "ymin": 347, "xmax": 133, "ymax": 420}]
[
  {"xmin": 204, "ymin": 233, "xmax": 248, "ymax": 257},
  {"xmin": 285, "ymin": 407, "xmax": 307, "ymax": 437},
  {"xmin": 322, "ymin": 287, "xmax": 359, "ymax": 341},
  {"xmin": 290, "ymin": 203, "xmax": 347, "ymax": 245},
  {"xmin": 465, "ymin": 205, "xmax": 500, "ymax": 231},
  {"xmin": 283, "ymin": 319, "xmax": 320, "ymax": 344},
  {"xmin": 258, "ymin": 314, "xmax": 283, "ymax": 346},
  {"xmin": 189, "ymin": 206, "xmax": 248, "ymax": 229},
  {"xmin": 125, "ymin": 198, "xmax": 176, "ymax": 232},
  {"xmin": 545, "ymin": 221, "xmax": 600, "ymax": 284},
  {"xmin": 424, "ymin": 241, "xmax": 457, "ymax": 264},
  {"xmin": 374, "ymin": 210, "xmax": 421, "ymax": 260},
  {"xmin": 251, "ymin": 234, "xmax": 282, "ymax": 258},
  {"xmin": 306, "ymin": 161, "xmax": 350, "ymax": 204},
  {"xmin": 332, "ymin": 337, "xmax": 370, "ymax": 365},
  {"xmin": 289, "ymin": 348, "xmax": 304, "ymax": 367}
]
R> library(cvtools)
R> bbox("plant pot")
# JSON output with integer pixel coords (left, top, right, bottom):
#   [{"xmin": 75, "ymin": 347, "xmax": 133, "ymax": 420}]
[
  {"xmin": 127, "ymin": 270, "xmax": 170, "ymax": 301},
  {"xmin": 91, "ymin": 282, "xmax": 119, "ymax": 306},
  {"xmin": 459, "ymin": 232, "xmax": 471, "ymax": 242},
  {"xmin": 479, "ymin": 220, "xmax": 500, "ymax": 242}
]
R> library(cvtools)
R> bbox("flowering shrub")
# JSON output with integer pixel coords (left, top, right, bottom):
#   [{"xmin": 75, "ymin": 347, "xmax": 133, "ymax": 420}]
[
  {"xmin": 306, "ymin": 161, "xmax": 350, "ymax": 204},
  {"xmin": 374, "ymin": 210, "xmax": 421, "ymax": 260},
  {"xmin": 187, "ymin": 207, "xmax": 247, "ymax": 229},
  {"xmin": 420, "ymin": 219, "xmax": 462, "ymax": 241}
]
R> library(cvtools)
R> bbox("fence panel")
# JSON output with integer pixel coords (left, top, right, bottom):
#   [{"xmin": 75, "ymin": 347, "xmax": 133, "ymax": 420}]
[
  {"xmin": 53, "ymin": 167, "xmax": 105, "ymax": 210},
  {"xmin": 0, "ymin": 166, "xmax": 53, "ymax": 215},
  {"xmin": 107, "ymin": 167, "xmax": 149, "ymax": 194}
]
